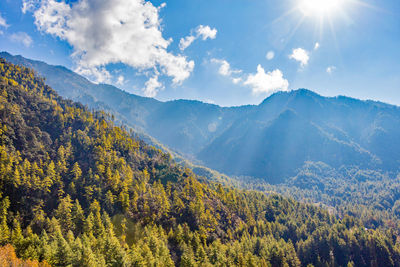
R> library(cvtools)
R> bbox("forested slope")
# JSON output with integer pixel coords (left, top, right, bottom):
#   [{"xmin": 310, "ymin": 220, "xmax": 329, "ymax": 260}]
[
  {"xmin": 3, "ymin": 52, "xmax": 400, "ymax": 184},
  {"xmin": 0, "ymin": 59, "xmax": 400, "ymax": 266}
]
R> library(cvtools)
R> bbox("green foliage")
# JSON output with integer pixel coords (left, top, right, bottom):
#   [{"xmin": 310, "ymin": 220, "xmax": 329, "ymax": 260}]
[
  {"xmin": 233, "ymin": 161, "xmax": 400, "ymax": 234},
  {"xmin": 0, "ymin": 58, "xmax": 400, "ymax": 266}
]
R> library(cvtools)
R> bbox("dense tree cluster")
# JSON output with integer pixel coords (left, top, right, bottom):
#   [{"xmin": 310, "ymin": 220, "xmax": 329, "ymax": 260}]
[
  {"xmin": 232, "ymin": 161, "xmax": 400, "ymax": 234},
  {"xmin": 1, "ymin": 58, "xmax": 400, "ymax": 266}
]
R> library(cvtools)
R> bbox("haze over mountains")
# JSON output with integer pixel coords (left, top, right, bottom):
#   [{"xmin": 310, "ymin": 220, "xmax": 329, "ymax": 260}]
[
  {"xmin": 4, "ymin": 56, "xmax": 400, "ymax": 267},
  {"xmin": 2, "ymin": 51, "xmax": 400, "ymax": 183}
]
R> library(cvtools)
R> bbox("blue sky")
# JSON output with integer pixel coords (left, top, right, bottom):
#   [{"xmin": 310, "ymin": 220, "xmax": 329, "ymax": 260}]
[{"xmin": 0, "ymin": 0, "xmax": 399, "ymax": 107}]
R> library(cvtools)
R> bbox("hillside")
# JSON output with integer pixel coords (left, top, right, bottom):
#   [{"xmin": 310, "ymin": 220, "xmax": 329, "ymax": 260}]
[
  {"xmin": 0, "ymin": 52, "xmax": 229, "ymax": 155},
  {"xmin": 198, "ymin": 89, "xmax": 400, "ymax": 182},
  {"xmin": 2, "ymin": 52, "xmax": 400, "ymax": 184},
  {"xmin": 1, "ymin": 58, "xmax": 400, "ymax": 266}
]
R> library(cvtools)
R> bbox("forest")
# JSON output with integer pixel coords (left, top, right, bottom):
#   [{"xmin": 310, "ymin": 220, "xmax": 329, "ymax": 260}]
[
  {"xmin": 5, "ymin": 51, "xmax": 400, "ymax": 185},
  {"xmin": 1, "ymin": 58, "xmax": 400, "ymax": 266}
]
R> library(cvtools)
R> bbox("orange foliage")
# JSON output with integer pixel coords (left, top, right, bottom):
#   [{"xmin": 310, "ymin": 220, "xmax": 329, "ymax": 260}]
[{"xmin": 0, "ymin": 244, "xmax": 51, "ymax": 267}]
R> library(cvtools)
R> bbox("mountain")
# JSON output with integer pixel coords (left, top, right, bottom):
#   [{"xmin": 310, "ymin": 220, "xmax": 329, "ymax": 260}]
[
  {"xmin": 199, "ymin": 89, "xmax": 400, "ymax": 182},
  {"xmin": 0, "ymin": 51, "xmax": 233, "ymax": 155},
  {"xmin": 4, "ymin": 56, "xmax": 400, "ymax": 266},
  {"xmin": 2, "ymin": 52, "xmax": 400, "ymax": 184}
]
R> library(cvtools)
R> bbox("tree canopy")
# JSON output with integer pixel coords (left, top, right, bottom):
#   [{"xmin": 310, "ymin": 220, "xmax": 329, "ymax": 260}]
[{"xmin": 0, "ymin": 58, "xmax": 400, "ymax": 266}]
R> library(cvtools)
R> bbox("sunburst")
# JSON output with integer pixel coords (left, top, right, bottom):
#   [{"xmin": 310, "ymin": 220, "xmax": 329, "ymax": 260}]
[{"xmin": 298, "ymin": 0, "xmax": 347, "ymax": 17}]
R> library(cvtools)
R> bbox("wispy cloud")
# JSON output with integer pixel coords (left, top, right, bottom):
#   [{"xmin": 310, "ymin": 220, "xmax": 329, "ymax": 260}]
[
  {"xmin": 21, "ymin": 0, "xmax": 37, "ymax": 14},
  {"xmin": 0, "ymin": 13, "xmax": 9, "ymax": 28},
  {"xmin": 10, "ymin": 32, "xmax": 33, "ymax": 47},
  {"xmin": 326, "ymin": 66, "xmax": 336, "ymax": 74},
  {"xmin": 116, "ymin": 75, "xmax": 125, "ymax": 86},
  {"xmin": 179, "ymin": 25, "xmax": 217, "ymax": 51},
  {"xmin": 211, "ymin": 58, "xmax": 242, "ymax": 77},
  {"xmin": 179, "ymin": 36, "xmax": 196, "ymax": 51},
  {"xmin": 144, "ymin": 74, "xmax": 164, "ymax": 97}
]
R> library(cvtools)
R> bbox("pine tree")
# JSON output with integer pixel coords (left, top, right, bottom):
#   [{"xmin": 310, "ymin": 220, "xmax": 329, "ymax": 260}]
[
  {"xmin": 0, "ymin": 197, "xmax": 10, "ymax": 245},
  {"xmin": 55, "ymin": 195, "xmax": 74, "ymax": 232}
]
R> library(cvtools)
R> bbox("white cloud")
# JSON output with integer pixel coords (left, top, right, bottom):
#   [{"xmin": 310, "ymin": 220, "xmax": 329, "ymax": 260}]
[
  {"xmin": 326, "ymin": 66, "xmax": 336, "ymax": 74},
  {"xmin": 0, "ymin": 14, "xmax": 8, "ymax": 28},
  {"xmin": 26, "ymin": 0, "xmax": 194, "ymax": 94},
  {"xmin": 216, "ymin": 60, "xmax": 232, "ymax": 76},
  {"xmin": 197, "ymin": 25, "xmax": 217, "ymax": 40},
  {"xmin": 179, "ymin": 25, "xmax": 217, "ymax": 51},
  {"xmin": 289, "ymin": 48, "xmax": 309, "ymax": 67},
  {"xmin": 244, "ymin": 65, "xmax": 289, "ymax": 95},
  {"xmin": 266, "ymin": 51, "xmax": 275, "ymax": 60},
  {"xmin": 179, "ymin": 35, "xmax": 196, "ymax": 51},
  {"xmin": 211, "ymin": 58, "xmax": 289, "ymax": 95},
  {"xmin": 232, "ymin": 77, "xmax": 242, "ymax": 84},
  {"xmin": 314, "ymin": 42, "xmax": 320, "ymax": 50},
  {"xmin": 116, "ymin": 75, "xmax": 125, "ymax": 86},
  {"xmin": 22, "ymin": 0, "xmax": 37, "ymax": 13},
  {"xmin": 10, "ymin": 32, "xmax": 33, "ymax": 47},
  {"xmin": 75, "ymin": 65, "xmax": 111, "ymax": 83},
  {"xmin": 211, "ymin": 58, "xmax": 243, "ymax": 85},
  {"xmin": 144, "ymin": 75, "xmax": 164, "ymax": 97},
  {"xmin": 211, "ymin": 58, "xmax": 241, "ymax": 77}
]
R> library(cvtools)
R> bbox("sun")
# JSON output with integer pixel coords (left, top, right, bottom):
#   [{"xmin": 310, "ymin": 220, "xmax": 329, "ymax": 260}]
[{"xmin": 299, "ymin": 0, "xmax": 346, "ymax": 17}]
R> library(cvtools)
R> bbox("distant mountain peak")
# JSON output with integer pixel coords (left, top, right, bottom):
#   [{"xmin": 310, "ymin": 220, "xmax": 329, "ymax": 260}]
[
  {"xmin": 261, "ymin": 88, "xmax": 321, "ymax": 105},
  {"xmin": 3, "ymin": 52, "xmax": 400, "ymax": 183},
  {"xmin": 292, "ymin": 88, "xmax": 320, "ymax": 96}
]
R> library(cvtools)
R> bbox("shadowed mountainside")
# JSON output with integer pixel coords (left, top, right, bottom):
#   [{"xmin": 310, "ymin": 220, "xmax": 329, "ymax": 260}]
[{"xmin": 2, "ymin": 52, "xmax": 400, "ymax": 183}]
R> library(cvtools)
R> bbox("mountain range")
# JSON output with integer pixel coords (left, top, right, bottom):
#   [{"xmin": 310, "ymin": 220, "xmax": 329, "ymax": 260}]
[
  {"xmin": 2, "ymin": 51, "xmax": 400, "ymax": 183},
  {"xmin": 3, "ymin": 53, "xmax": 400, "ymax": 267}
]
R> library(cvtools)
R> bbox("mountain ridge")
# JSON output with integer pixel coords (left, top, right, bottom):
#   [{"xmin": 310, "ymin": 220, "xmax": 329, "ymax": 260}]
[
  {"xmin": 2, "ymin": 51, "xmax": 400, "ymax": 184},
  {"xmin": 2, "ymin": 57, "xmax": 400, "ymax": 266},
  {"xmin": 5, "ymin": 51, "xmax": 397, "ymax": 109}
]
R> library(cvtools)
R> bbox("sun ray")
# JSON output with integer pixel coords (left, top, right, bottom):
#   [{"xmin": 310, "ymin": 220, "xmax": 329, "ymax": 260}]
[
  {"xmin": 280, "ymin": 15, "xmax": 307, "ymax": 50},
  {"xmin": 349, "ymin": 0, "xmax": 382, "ymax": 12},
  {"xmin": 266, "ymin": 6, "xmax": 308, "ymax": 55},
  {"xmin": 271, "ymin": 0, "xmax": 375, "ymax": 60},
  {"xmin": 291, "ymin": 0, "xmax": 371, "ymax": 45},
  {"xmin": 270, "ymin": 5, "xmax": 303, "ymax": 28},
  {"xmin": 327, "ymin": 15, "xmax": 340, "ymax": 57}
]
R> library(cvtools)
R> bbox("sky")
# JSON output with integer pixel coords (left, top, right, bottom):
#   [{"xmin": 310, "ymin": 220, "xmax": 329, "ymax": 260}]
[{"xmin": 0, "ymin": 0, "xmax": 399, "ymax": 107}]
